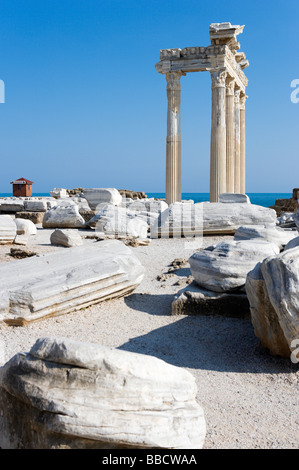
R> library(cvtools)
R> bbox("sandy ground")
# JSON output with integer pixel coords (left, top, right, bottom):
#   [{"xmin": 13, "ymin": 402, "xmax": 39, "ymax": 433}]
[{"xmin": 0, "ymin": 225, "xmax": 298, "ymax": 449}]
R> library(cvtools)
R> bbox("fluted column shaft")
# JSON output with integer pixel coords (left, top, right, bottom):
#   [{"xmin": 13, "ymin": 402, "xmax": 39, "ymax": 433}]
[
  {"xmin": 210, "ymin": 69, "xmax": 227, "ymax": 202},
  {"xmin": 226, "ymin": 77, "xmax": 235, "ymax": 193},
  {"xmin": 234, "ymin": 87, "xmax": 241, "ymax": 193},
  {"xmin": 165, "ymin": 71, "xmax": 185, "ymax": 205},
  {"xmin": 240, "ymin": 92, "xmax": 247, "ymax": 194}
]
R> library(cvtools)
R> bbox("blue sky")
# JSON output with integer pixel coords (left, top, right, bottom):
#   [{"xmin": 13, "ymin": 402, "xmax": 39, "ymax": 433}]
[{"xmin": 0, "ymin": 0, "xmax": 298, "ymax": 194}]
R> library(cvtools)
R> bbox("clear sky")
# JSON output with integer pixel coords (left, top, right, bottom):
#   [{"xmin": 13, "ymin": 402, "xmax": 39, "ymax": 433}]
[{"xmin": 0, "ymin": 0, "xmax": 298, "ymax": 194}]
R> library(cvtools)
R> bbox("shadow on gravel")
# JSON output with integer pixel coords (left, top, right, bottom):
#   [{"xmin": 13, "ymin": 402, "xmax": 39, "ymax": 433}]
[{"xmin": 122, "ymin": 293, "xmax": 295, "ymax": 374}]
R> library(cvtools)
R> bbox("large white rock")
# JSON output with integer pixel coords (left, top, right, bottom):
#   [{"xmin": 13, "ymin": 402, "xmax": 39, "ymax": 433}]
[
  {"xmin": 150, "ymin": 202, "xmax": 277, "ymax": 238},
  {"xmin": 42, "ymin": 200, "xmax": 85, "ymax": 228},
  {"xmin": 0, "ymin": 337, "xmax": 206, "ymax": 449},
  {"xmin": 90, "ymin": 205, "xmax": 148, "ymax": 239},
  {"xmin": 234, "ymin": 224, "xmax": 297, "ymax": 250},
  {"xmin": 14, "ymin": 218, "xmax": 37, "ymax": 236},
  {"xmin": 50, "ymin": 229, "xmax": 83, "ymax": 247},
  {"xmin": 0, "ymin": 240, "xmax": 145, "ymax": 325},
  {"xmin": 189, "ymin": 240, "xmax": 279, "ymax": 293},
  {"xmin": 83, "ymin": 188, "xmax": 122, "ymax": 210},
  {"xmin": 246, "ymin": 247, "xmax": 299, "ymax": 357},
  {"xmin": 0, "ymin": 215, "xmax": 17, "ymax": 244},
  {"xmin": 218, "ymin": 193, "xmax": 250, "ymax": 204}
]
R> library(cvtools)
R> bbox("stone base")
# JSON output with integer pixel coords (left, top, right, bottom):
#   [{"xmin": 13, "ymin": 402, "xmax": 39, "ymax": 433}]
[{"xmin": 172, "ymin": 282, "xmax": 250, "ymax": 319}]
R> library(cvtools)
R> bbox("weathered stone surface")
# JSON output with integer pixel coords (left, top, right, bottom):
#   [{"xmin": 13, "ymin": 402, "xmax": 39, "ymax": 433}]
[
  {"xmin": 0, "ymin": 337, "xmax": 206, "ymax": 449},
  {"xmin": 42, "ymin": 200, "xmax": 85, "ymax": 229},
  {"xmin": 118, "ymin": 189, "xmax": 147, "ymax": 199},
  {"xmin": 121, "ymin": 198, "xmax": 168, "ymax": 214},
  {"xmin": 9, "ymin": 247, "xmax": 37, "ymax": 259},
  {"xmin": 218, "ymin": 193, "xmax": 250, "ymax": 204},
  {"xmin": 50, "ymin": 188, "xmax": 68, "ymax": 199},
  {"xmin": 189, "ymin": 240, "xmax": 279, "ymax": 293},
  {"xmin": 270, "ymin": 190, "xmax": 298, "ymax": 217},
  {"xmin": 24, "ymin": 200, "xmax": 47, "ymax": 212},
  {"xmin": 0, "ymin": 199, "xmax": 24, "ymax": 213},
  {"xmin": 15, "ymin": 218, "xmax": 37, "ymax": 236},
  {"xmin": 15, "ymin": 211, "xmax": 44, "ymax": 225},
  {"xmin": 276, "ymin": 212, "xmax": 296, "ymax": 228},
  {"xmin": 294, "ymin": 209, "xmax": 299, "ymax": 231},
  {"xmin": 151, "ymin": 202, "xmax": 277, "ymax": 238},
  {"xmin": 50, "ymin": 229, "xmax": 83, "ymax": 247},
  {"xmin": 284, "ymin": 236, "xmax": 299, "ymax": 251},
  {"xmin": 172, "ymin": 281, "xmax": 250, "ymax": 318},
  {"xmin": 0, "ymin": 240, "xmax": 144, "ymax": 325},
  {"xmin": 79, "ymin": 209, "xmax": 97, "ymax": 223},
  {"xmin": 83, "ymin": 188, "xmax": 122, "ymax": 210},
  {"xmin": 0, "ymin": 215, "xmax": 17, "ymax": 244},
  {"xmin": 89, "ymin": 205, "xmax": 148, "ymax": 239},
  {"xmin": 234, "ymin": 224, "xmax": 297, "ymax": 250},
  {"xmin": 246, "ymin": 248, "xmax": 299, "ymax": 357}
]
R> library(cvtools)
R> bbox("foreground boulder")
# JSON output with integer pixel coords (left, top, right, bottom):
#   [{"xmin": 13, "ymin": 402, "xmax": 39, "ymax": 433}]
[
  {"xmin": 0, "ymin": 215, "xmax": 17, "ymax": 244},
  {"xmin": 0, "ymin": 337, "xmax": 206, "ymax": 449},
  {"xmin": 189, "ymin": 240, "xmax": 279, "ymax": 293},
  {"xmin": 83, "ymin": 188, "xmax": 122, "ymax": 210},
  {"xmin": 234, "ymin": 224, "xmax": 297, "ymax": 250},
  {"xmin": 246, "ymin": 247, "xmax": 299, "ymax": 358},
  {"xmin": 151, "ymin": 202, "xmax": 277, "ymax": 238},
  {"xmin": 42, "ymin": 200, "xmax": 85, "ymax": 229},
  {"xmin": 50, "ymin": 229, "xmax": 83, "ymax": 247},
  {"xmin": 0, "ymin": 240, "xmax": 144, "ymax": 325}
]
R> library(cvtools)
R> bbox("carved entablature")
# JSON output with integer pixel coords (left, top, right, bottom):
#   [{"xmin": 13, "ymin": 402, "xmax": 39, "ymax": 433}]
[{"xmin": 155, "ymin": 23, "xmax": 248, "ymax": 93}]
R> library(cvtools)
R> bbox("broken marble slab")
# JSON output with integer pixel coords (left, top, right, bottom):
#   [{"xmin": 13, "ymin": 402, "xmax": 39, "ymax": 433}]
[
  {"xmin": 150, "ymin": 202, "xmax": 277, "ymax": 238},
  {"xmin": 172, "ymin": 281, "xmax": 250, "ymax": 319},
  {"xmin": 218, "ymin": 193, "xmax": 250, "ymax": 204},
  {"xmin": 0, "ymin": 199, "xmax": 25, "ymax": 213},
  {"xmin": 89, "ymin": 205, "xmax": 148, "ymax": 239},
  {"xmin": 42, "ymin": 200, "xmax": 85, "ymax": 228},
  {"xmin": 0, "ymin": 240, "xmax": 145, "ymax": 325},
  {"xmin": 0, "ymin": 215, "xmax": 17, "ymax": 244},
  {"xmin": 83, "ymin": 188, "xmax": 122, "ymax": 211},
  {"xmin": 0, "ymin": 337, "xmax": 206, "ymax": 449},
  {"xmin": 24, "ymin": 200, "xmax": 47, "ymax": 212},
  {"xmin": 189, "ymin": 240, "xmax": 279, "ymax": 293},
  {"xmin": 234, "ymin": 224, "xmax": 297, "ymax": 250},
  {"xmin": 246, "ymin": 247, "xmax": 299, "ymax": 358}
]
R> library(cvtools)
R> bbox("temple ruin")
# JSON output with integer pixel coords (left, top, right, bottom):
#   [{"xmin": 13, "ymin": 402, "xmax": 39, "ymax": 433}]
[{"xmin": 155, "ymin": 22, "xmax": 249, "ymax": 204}]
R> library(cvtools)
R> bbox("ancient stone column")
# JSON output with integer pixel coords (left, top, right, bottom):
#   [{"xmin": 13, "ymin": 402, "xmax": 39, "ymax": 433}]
[
  {"xmin": 210, "ymin": 69, "xmax": 227, "ymax": 202},
  {"xmin": 225, "ymin": 77, "xmax": 235, "ymax": 193},
  {"xmin": 165, "ymin": 71, "xmax": 185, "ymax": 205},
  {"xmin": 234, "ymin": 87, "xmax": 241, "ymax": 193},
  {"xmin": 240, "ymin": 92, "xmax": 247, "ymax": 194}
]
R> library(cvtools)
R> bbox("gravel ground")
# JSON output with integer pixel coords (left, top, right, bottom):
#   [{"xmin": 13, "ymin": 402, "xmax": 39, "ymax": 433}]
[{"xmin": 0, "ymin": 226, "xmax": 298, "ymax": 449}]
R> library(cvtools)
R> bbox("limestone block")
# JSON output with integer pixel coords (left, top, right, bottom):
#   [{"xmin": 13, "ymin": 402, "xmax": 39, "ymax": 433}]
[
  {"xmin": 42, "ymin": 200, "xmax": 85, "ymax": 229},
  {"xmin": 218, "ymin": 193, "xmax": 250, "ymax": 204},
  {"xmin": 121, "ymin": 198, "xmax": 168, "ymax": 214},
  {"xmin": 234, "ymin": 224, "xmax": 297, "ymax": 250},
  {"xmin": 189, "ymin": 240, "xmax": 279, "ymax": 293},
  {"xmin": 83, "ymin": 188, "xmax": 122, "ymax": 210},
  {"xmin": 172, "ymin": 281, "xmax": 250, "ymax": 318},
  {"xmin": 89, "ymin": 205, "xmax": 148, "ymax": 239},
  {"xmin": 14, "ymin": 218, "xmax": 37, "ymax": 236},
  {"xmin": 0, "ymin": 215, "xmax": 17, "ymax": 244},
  {"xmin": 50, "ymin": 229, "xmax": 83, "ymax": 247},
  {"xmin": 0, "ymin": 199, "xmax": 24, "ymax": 213},
  {"xmin": 246, "ymin": 248, "xmax": 299, "ymax": 357},
  {"xmin": 0, "ymin": 240, "xmax": 144, "ymax": 325},
  {"xmin": 0, "ymin": 337, "xmax": 206, "ymax": 449},
  {"xmin": 15, "ymin": 211, "xmax": 45, "ymax": 225},
  {"xmin": 24, "ymin": 200, "xmax": 47, "ymax": 212},
  {"xmin": 150, "ymin": 202, "xmax": 277, "ymax": 238},
  {"xmin": 50, "ymin": 188, "xmax": 68, "ymax": 199}
]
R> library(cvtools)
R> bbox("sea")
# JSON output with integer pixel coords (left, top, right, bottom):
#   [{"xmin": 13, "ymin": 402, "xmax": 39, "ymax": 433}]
[{"xmin": 0, "ymin": 193, "xmax": 292, "ymax": 208}]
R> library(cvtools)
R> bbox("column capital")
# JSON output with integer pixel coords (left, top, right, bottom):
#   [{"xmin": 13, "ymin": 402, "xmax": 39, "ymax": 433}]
[
  {"xmin": 226, "ymin": 76, "xmax": 235, "ymax": 96},
  {"xmin": 166, "ymin": 71, "xmax": 186, "ymax": 90},
  {"xmin": 210, "ymin": 68, "xmax": 227, "ymax": 88},
  {"xmin": 239, "ymin": 92, "xmax": 248, "ymax": 110},
  {"xmin": 234, "ymin": 86, "xmax": 241, "ymax": 104}
]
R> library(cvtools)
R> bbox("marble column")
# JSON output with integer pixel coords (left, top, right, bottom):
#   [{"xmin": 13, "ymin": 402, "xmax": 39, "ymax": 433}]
[
  {"xmin": 240, "ymin": 92, "xmax": 247, "ymax": 194},
  {"xmin": 225, "ymin": 77, "xmax": 235, "ymax": 193},
  {"xmin": 165, "ymin": 71, "xmax": 185, "ymax": 205},
  {"xmin": 234, "ymin": 87, "xmax": 241, "ymax": 194},
  {"xmin": 210, "ymin": 69, "xmax": 227, "ymax": 203}
]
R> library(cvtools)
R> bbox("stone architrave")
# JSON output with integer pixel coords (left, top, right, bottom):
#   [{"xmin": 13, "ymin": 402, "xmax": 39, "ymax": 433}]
[{"xmin": 165, "ymin": 71, "xmax": 185, "ymax": 205}]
